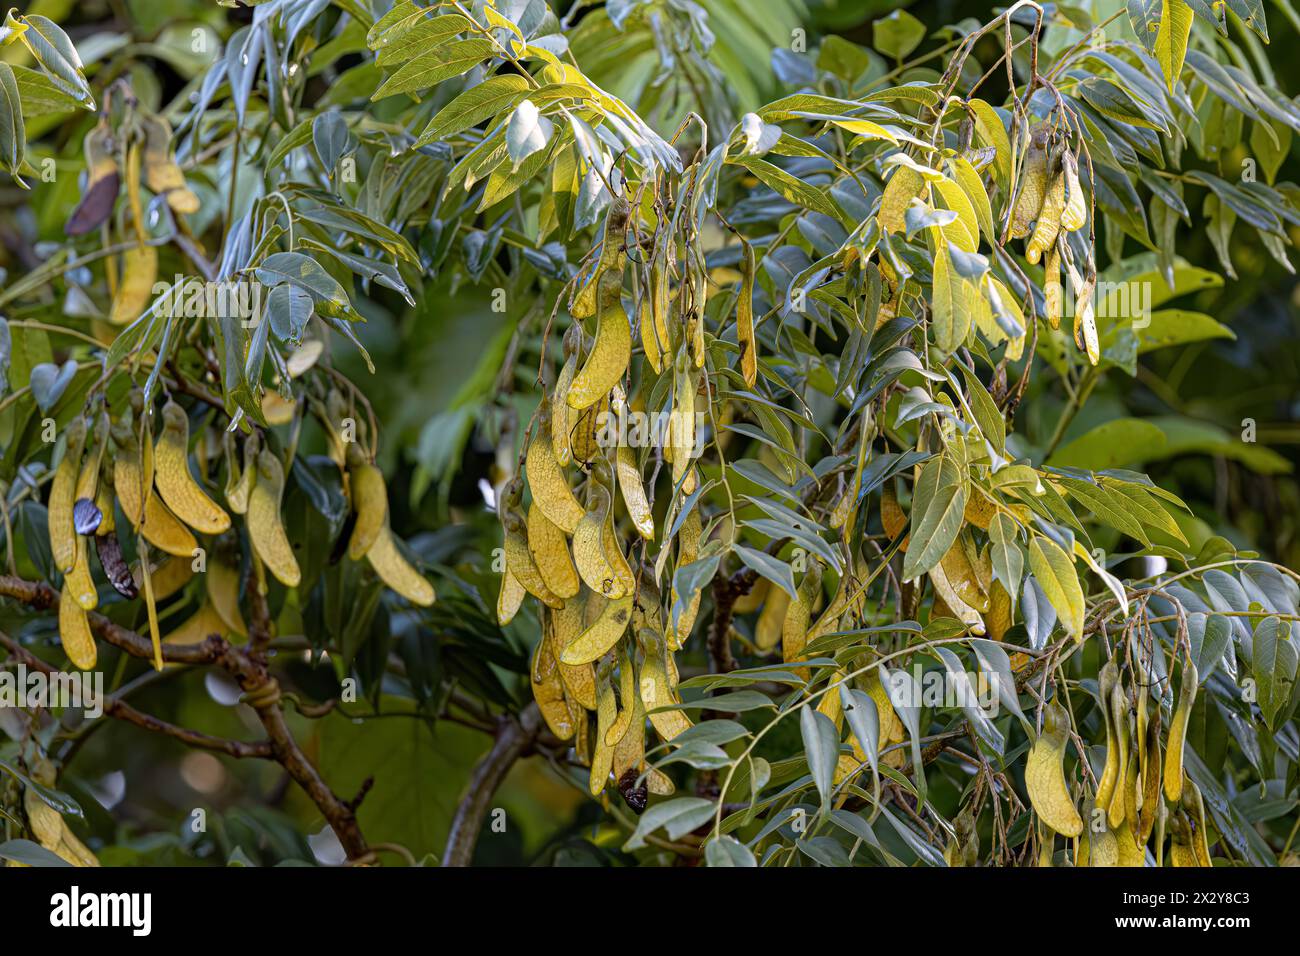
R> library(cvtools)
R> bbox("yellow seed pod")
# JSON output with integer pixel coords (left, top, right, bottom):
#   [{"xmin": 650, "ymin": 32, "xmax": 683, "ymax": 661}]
[
  {"xmin": 567, "ymin": 271, "xmax": 630, "ymax": 410},
  {"xmin": 782, "ymin": 563, "xmax": 821, "ymax": 675},
  {"xmin": 754, "ymin": 585, "xmax": 790, "ymax": 651},
  {"xmin": 65, "ymin": 536, "xmax": 98, "ymax": 610},
  {"xmin": 141, "ymin": 110, "xmax": 199, "ymax": 215},
  {"xmin": 74, "ymin": 411, "xmax": 109, "ymax": 522},
  {"xmin": 165, "ymin": 601, "xmax": 229, "ymax": 646},
  {"xmin": 550, "ymin": 600, "xmax": 597, "ymax": 709},
  {"xmin": 1107, "ymin": 681, "xmax": 1132, "ymax": 829},
  {"xmin": 56, "ymin": 819, "xmax": 101, "ymax": 867},
  {"xmin": 881, "ymin": 482, "xmax": 908, "ymax": 549},
  {"xmin": 732, "ymin": 577, "xmax": 769, "ymax": 615},
  {"xmin": 1026, "ymin": 171, "xmax": 1065, "ymax": 266},
  {"xmin": 1182, "ymin": 779, "xmax": 1212, "ymax": 866},
  {"xmin": 532, "ymin": 629, "xmax": 577, "ymax": 742},
  {"xmin": 1044, "ymin": 242, "xmax": 1063, "ymax": 330},
  {"xmin": 1137, "ymin": 708, "xmax": 1163, "ymax": 844},
  {"xmin": 1095, "ymin": 660, "xmax": 1121, "ymax": 811},
  {"xmin": 109, "ymin": 243, "xmax": 158, "ymax": 326},
  {"xmin": 527, "ymin": 501, "xmax": 580, "ymax": 599},
  {"xmin": 569, "ymin": 394, "xmax": 609, "ymax": 465},
  {"xmin": 605, "ymin": 650, "xmax": 638, "ymax": 747},
  {"xmin": 639, "ymin": 293, "xmax": 662, "ymax": 377},
  {"xmin": 1060, "ymin": 151, "xmax": 1087, "ymax": 232},
  {"xmin": 589, "ymin": 667, "xmax": 616, "ymax": 794},
  {"xmin": 207, "ymin": 558, "xmax": 248, "ymax": 638},
  {"xmin": 1163, "ymin": 659, "xmax": 1198, "ymax": 802},
  {"xmin": 650, "ymin": 258, "xmax": 672, "ymax": 369},
  {"xmin": 610, "ymin": 691, "xmax": 648, "ymax": 789},
  {"xmin": 136, "ymin": 494, "xmax": 197, "ymax": 557},
  {"xmin": 246, "ymin": 449, "xmax": 300, "ymax": 587},
  {"xmin": 1025, "ymin": 700, "xmax": 1083, "ymax": 837},
  {"xmin": 572, "ymin": 484, "xmax": 624, "ymax": 599},
  {"xmin": 525, "ymin": 407, "xmax": 584, "ymax": 533},
  {"xmin": 48, "ymin": 417, "xmax": 88, "ymax": 574},
  {"xmin": 502, "ymin": 509, "xmax": 563, "ymax": 607},
  {"xmin": 551, "ymin": 325, "xmax": 581, "ymax": 466},
  {"xmin": 366, "ymin": 524, "xmax": 436, "ymax": 606},
  {"xmin": 154, "ymin": 401, "xmax": 230, "ymax": 535},
  {"xmin": 346, "ymin": 445, "xmax": 388, "ymax": 560},
  {"xmin": 614, "ymin": 444, "xmax": 654, "ymax": 540},
  {"xmin": 496, "ymin": 569, "xmax": 526, "ymax": 626},
  {"xmin": 135, "ymin": 554, "xmax": 193, "ymax": 601},
  {"xmin": 58, "ymin": 581, "xmax": 97, "ymax": 670},
  {"xmin": 639, "ymin": 629, "xmax": 692, "ymax": 741},
  {"xmin": 986, "ymin": 578, "xmax": 1013, "ymax": 642},
  {"xmin": 668, "ymin": 503, "xmax": 702, "ymax": 648},
  {"xmin": 560, "ymin": 594, "xmax": 632, "ymax": 665},
  {"xmin": 112, "ymin": 409, "xmax": 154, "ymax": 527},
  {"xmin": 1167, "ymin": 812, "xmax": 1203, "ymax": 867},
  {"xmin": 1010, "ymin": 136, "xmax": 1049, "ymax": 239},
  {"xmin": 737, "ymin": 240, "xmax": 757, "ymax": 387},
  {"xmin": 24, "ymin": 788, "xmax": 65, "ymax": 850},
  {"xmin": 224, "ymin": 430, "xmax": 259, "ymax": 515},
  {"xmin": 929, "ymin": 560, "xmax": 985, "ymax": 634}
]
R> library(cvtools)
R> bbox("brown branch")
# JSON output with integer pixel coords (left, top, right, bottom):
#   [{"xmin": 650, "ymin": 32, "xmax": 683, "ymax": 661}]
[
  {"xmin": 0, "ymin": 573, "xmax": 370, "ymax": 862},
  {"xmin": 0, "ymin": 631, "xmax": 272, "ymax": 759},
  {"xmin": 441, "ymin": 701, "xmax": 544, "ymax": 867}
]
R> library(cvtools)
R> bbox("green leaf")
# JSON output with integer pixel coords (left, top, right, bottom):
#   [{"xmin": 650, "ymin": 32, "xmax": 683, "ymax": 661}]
[
  {"xmin": 930, "ymin": 241, "xmax": 973, "ymax": 355},
  {"xmin": 624, "ymin": 797, "xmax": 716, "ymax": 850},
  {"xmin": 988, "ymin": 513, "xmax": 1024, "ymax": 600},
  {"xmin": 7, "ymin": 12, "xmax": 93, "ymax": 107},
  {"xmin": 800, "ymin": 706, "xmax": 839, "ymax": 811},
  {"xmin": 704, "ymin": 835, "xmax": 757, "ymax": 866},
  {"xmin": 254, "ymin": 251, "xmax": 359, "ymax": 321},
  {"xmin": 416, "ymin": 74, "xmax": 531, "ymax": 145},
  {"xmin": 0, "ymin": 62, "xmax": 25, "ymax": 186},
  {"xmin": 0, "ymin": 839, "xmax": 73, "ymax": 867},
  {"xmin": 730, "ymin": 155, "xmax": 841, "ymax": 219},
  {"xmin": 872, "ymin": 9, "xmax": 926, "ymax": 60},
  {"xmin": 901, "ymin": 455, "xmax": 967, "ymax": 581},
  {"xmin": 1154, "ymin": 0, "xmax": 1194, "ymax": 92},
  {"xmin": 1252, "ymin": 616, "xmax": 1297, "ymax": 730},
  {"xmin": 1047, "ymin": 417, "xmax": 1168, "ymax": 470},
  {"xmin": 371, "ymin": 38, "xmax": 497, "ymax": 100},
  {"xmin": 1028, "ymin": 536, "xmax": 1084, "ymax": 640}
]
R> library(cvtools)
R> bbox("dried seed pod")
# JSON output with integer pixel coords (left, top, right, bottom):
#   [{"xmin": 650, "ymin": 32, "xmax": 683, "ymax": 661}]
[
  {"xmin": 1009, "ymin": 131, "xmax": 1049, "ymax": 239},
  {"xmin": 365, "ymin": 525, "xmax": 436, "ymax": 606},
  {"xmin": 1163, "ymin": 658, "xmax": 1197, "ymax": 802},
  {"xmin": 525, "ymin": 404, "xmax": 584, "ymax": 533},
  {"xmin": 247, "ymin": 449, "xmax": 300, "ymax": 587},
  {"xmin": 559, "ymin": 594, "xmax": 632, "ymax": 665},
  {"xmin": 154, "ymin": 401, "xmax": 230, "ymax": 535},
  {"xmin": 614, "ymin": 444, "xmax": 654, "ymax": 540},
  {"xmin": 140, "ymin": 110, "xmax": 199, "ymax": 214},
  {"xmin": 1059, "ymin": 151, "xmax": 1087, "ymax": 232},
  {"xmin": 527, "ymin": 502, "xmax": 580, "ymax": 599},
  {"xmin": 1025, "ymin": 700, "xmax": 1083, "ymax": 837},
  {"xmin": 65, "ymin": 121, "xmax": 119, "ymax": 236},
  {"xmin": 224, "ymin": 430, "xmax": 259, "ymax": 515},
  {"xmin": 95, "ymin": 532, "xmax": 137, "ymax": 599},
  {"xmin": 345, "ymin": 443, "xmax": 388, "ymax": 560},
  {"xmin": 48, "ymin": 416, "xmax": 88, "ymax": 574},
  {"xmin": 109, "ymin": 243, "xmax": 157, "ymax": 326},
  {"xmin": 58, "ymin": 580, "xmax": 96, "ymax": 670},
  {"xmin": 567, "ymin": 270, "xmax": 629, "ymax": 410}
]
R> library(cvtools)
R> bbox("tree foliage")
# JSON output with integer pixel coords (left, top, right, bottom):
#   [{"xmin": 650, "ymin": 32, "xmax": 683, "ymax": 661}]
[{"xmin": 0, "ymin": 0, "xmax": 1298, "ymax": 868}]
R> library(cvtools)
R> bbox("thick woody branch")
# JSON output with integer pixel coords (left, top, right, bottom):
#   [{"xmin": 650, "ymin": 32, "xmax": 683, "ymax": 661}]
[{"xmin": 441, "ymin": 701, "xmax": 544, "ymax": 867}]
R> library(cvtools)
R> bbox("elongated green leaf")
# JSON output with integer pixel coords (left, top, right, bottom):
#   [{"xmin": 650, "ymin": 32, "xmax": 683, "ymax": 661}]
[{"xmin": 1028, "ymin": 536, "xmax": 1084, "ymax": 640}]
